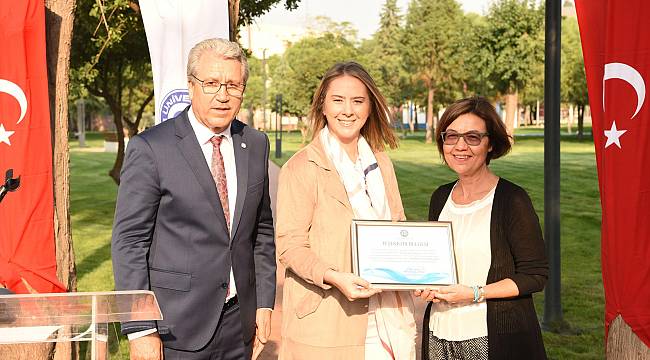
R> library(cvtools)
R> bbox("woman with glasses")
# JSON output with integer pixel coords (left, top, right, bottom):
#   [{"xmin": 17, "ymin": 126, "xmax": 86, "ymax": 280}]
[
  {"xmin": 275, "ymin": 61, "xmax": 416, "ymax": 359},
  {"xmin": 415, "ymin": 96, "xmax": 548, "ymax": 359}
]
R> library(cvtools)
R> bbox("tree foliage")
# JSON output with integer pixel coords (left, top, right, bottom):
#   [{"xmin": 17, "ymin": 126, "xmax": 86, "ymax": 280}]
[
  {"xmin": 242, "ymin": 55, "xmax": 266, "ymax": 112},
  {"xmin": 460, "ymin": 13, "xmax": 496, "ymax": 98},
  {"xmin": 481, "ymin": 0, "xmax": 544, "ymax": 134},
  {"xmin": 239, "ymin": 0, "xmax": 300, "ymax": 25},
  {"xmin": 71, "ymin": 0, "xmax": 154, "ymax": 183},
  {"xmin": 403, "ymin": 0, "xmax": 464, "ymax": 142},
  {"xmin": 361, "ymin": 0, "xmax": 407, "ymax": 112},
  {"xmin": 561, "ymin": 16, "xmax": 588, "ymax": 138},
  {"xmin": 561, "ymin": 17, "xmax": 588, "ymax": 107},
  {"xmin": 270, "ymin": 29, "xmax": 358, "ymax": 118},
  {"xmin": 483, "ymin": 0, "xmax": 544, "ymax": 95}
]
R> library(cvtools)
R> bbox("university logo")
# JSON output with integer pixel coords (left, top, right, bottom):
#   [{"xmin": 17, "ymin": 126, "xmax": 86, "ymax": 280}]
[
  {"xmin": 160, "ymin": 89, "xmax": 190, "ymax": 122},
  {"xmin": 400, "ymin": 230, "xmax": 409, "ymax": 238}
]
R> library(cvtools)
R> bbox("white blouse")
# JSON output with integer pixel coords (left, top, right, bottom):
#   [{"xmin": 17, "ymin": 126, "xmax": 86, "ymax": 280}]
[{"xmin": 428, "ymin": 183, "xmax": 496, "ymax": 341}]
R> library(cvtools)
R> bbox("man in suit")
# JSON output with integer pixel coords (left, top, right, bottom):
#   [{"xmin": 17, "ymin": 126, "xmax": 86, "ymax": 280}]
[{"xmin": 111, "ymin": 38, "xmax": 275, "ymax": 360}]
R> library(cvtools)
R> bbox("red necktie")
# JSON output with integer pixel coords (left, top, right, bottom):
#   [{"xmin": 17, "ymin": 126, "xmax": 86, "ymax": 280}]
[
  {"xmin": 210, "ymin": 135, "xmax": 230, "ymax": 230},
  {"xmin": 210, "ymin": 135, "xmax": 231, "ymax": 298}
]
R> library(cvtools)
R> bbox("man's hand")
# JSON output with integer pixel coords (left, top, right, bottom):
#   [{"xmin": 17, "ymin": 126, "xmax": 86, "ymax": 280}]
[
  {"xmin": 129, "ymin": 333, "xmax": 163, "ymax": 360},
  {"xmin": 252, "ymin": 308, "xmax": 272, "ymax": 360}
]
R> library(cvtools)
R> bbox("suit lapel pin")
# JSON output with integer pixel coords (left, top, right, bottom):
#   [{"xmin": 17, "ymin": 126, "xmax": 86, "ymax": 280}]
[{"xmin": 241, "ymin": 142, "xmax": 247, "ymax": 149}]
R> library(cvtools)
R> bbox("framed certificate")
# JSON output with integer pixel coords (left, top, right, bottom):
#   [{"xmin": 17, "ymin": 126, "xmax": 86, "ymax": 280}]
[{"xmin": 351, "ymin": 220, "xmax": 458, "ymax": 290}]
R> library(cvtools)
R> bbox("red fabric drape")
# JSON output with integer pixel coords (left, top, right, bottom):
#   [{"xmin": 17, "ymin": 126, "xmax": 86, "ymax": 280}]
[
  {"xmin": 575, "ymin": 0, "xmax": 650, "ymax": 347},
  {"xmin": 0, "ymin": 1, "xmax": 66, "ymax": 293}
]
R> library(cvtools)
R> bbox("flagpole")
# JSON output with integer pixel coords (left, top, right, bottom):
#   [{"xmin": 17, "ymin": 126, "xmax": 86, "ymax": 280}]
[{"xmin": 543, "ymin": 0, "xmax": 563, "ymax": 328}]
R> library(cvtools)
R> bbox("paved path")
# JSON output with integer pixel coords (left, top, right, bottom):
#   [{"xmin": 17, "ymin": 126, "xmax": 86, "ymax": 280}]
[{"xmin": 259, "ymin": 161, "xmax": 427, "ymax": 360}]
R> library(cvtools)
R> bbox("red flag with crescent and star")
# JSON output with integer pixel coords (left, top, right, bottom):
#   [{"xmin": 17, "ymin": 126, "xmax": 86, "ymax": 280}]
[
  {"xmin": 576, "ymin": 0, "xmax": 650, "ymax": 347},
  {"xmin": 0, "ymin": 1, "xmax": 66, "ymax": 293}
]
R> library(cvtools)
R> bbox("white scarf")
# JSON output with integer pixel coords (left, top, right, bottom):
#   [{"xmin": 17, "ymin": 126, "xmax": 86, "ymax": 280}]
[
  {"xmin": 320, "ymin": 126, "xmax": 416, "ymax": 360},
  {"xmin": 320, "ymin": 126, "xmax": 390, "ymax": 221}
]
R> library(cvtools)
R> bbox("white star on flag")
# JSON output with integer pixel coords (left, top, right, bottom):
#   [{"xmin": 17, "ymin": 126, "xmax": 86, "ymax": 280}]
[
  {"xmin": 604, "ymin": 120, "xmax": 627, "ymax": 148},
  {"xmin": 0, "ymin": 123, "xmax": 15, "ymax": 146}
]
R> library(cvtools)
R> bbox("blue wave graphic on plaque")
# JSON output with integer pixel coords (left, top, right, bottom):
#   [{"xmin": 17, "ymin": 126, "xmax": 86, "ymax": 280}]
[{"xmin": 362, "ymin": 268, "xmax": 449, "ymax": 283}]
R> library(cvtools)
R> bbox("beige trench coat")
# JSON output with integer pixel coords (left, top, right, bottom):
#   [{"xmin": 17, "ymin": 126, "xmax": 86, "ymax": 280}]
[{"xmin": 276, "ymin": 135, "xmax": 405, "ymax": 360}]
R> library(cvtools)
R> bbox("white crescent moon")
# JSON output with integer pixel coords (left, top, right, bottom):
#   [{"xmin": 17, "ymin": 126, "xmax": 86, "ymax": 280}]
[
  {"xmin": 603, "ymin": 62, "xmax": 646, "ymax": 119},
  {"xmin": 0, "ymin": 79, "xmax": 28, "ymax": 124}
]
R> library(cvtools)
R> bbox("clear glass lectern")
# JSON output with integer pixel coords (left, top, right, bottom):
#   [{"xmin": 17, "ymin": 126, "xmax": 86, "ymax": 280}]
[{"xmin": 0, "ymin": 290, "xmax": 162, "ymax": 359}]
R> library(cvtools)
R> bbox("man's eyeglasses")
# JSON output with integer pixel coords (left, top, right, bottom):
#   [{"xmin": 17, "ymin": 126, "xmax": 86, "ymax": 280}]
[
  {"xmin": 190, "ymin": 74, "xmax": 245, "ymax": 98},
  {"xmin": 441, "ymin": 131, "xmax": 489, "ymax": 146}
]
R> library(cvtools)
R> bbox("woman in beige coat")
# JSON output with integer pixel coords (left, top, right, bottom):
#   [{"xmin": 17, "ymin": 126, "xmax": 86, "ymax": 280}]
[{"xmin": 276, "ymin": 62, "xmax": 416, "ymax": 360}]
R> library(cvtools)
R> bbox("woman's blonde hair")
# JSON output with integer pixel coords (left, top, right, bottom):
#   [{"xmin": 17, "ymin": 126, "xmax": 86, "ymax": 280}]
[{"xmin": 309, "ymin": 61, "xmax": 398, "ymax": 151}]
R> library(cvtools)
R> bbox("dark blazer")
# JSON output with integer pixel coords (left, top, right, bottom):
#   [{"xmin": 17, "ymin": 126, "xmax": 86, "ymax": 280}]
[
  {"xmin": 111, "ymin": 109, "xmax": 275, "ymax": 351},
  {"xmin": 422, "ymin": 178, "xmax": 548, "ymax": 360}
]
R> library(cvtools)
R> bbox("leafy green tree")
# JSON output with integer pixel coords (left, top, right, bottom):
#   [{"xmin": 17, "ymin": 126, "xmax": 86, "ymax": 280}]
[
  {"xmin": 461, "ymin": 13, "xmax": 496, "ymax": 98},
  {"xmin": 71, "ymin": 0, "xmax": 154, "ymax": 184},
  {"xmin": 403, "ymin": 0, "xmax": 464, "ymax": 143},
  {"xmin": 561, "ymin": 17, "xmax": 588, "ymax": 139},
  {"xmin": 306, "ymin": 16, "xmax": 359, "ymax": 43},
  {"xmin": 360, "ymin": 0, "xmax": 407, "ymax": 126},
  {"xmin": 483, "ymin": 0, "xmax": 544, "ymax": 136},
  {"xmin": 519, "ymin": 59, "xmax": 544, "ymax": 125},
  {"xmin": 230, "ymin": 0, "xmax": 301, "ymax": 40},
  {"xmin": 241, "ymin": 55, "xmax": 265, "ymax": 118},
  {"xmin": 270, "ymin": 29, "xmax": 358, "ymax": 141},
  {"xmin": 239, "ymin": 0, "xmax": 300, "ymax": 25}
]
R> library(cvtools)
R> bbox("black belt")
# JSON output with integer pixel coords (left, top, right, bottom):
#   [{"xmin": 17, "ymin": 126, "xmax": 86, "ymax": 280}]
[{"xmin": 223, "ymin": 295, "xmax": 238, "ymax": 312}]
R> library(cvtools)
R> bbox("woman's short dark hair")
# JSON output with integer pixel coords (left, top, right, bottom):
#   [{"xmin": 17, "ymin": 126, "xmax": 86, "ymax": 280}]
[{"xmin": 435, "ymin": 96, "xmax": 511, "ymax": 165}]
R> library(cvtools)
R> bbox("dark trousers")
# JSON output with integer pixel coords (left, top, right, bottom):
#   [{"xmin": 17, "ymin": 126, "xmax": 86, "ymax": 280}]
[{"xmin": 163, "ymin": 303, "xmax": 253, "ymax": 360}]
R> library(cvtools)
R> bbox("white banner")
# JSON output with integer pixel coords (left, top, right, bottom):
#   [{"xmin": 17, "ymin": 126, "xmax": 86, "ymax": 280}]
[{"xmin": 140, "ymin": 0, "xmax": 229, "ymax": 124}]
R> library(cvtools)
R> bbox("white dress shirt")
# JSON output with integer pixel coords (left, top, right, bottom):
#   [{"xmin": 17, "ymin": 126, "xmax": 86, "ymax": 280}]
[
  {"xmin": 188, "ymin": 107, "xmax": 238, "ymax": 300},
  {"xmin": 129, "ymin": 108, "xmax": 238, "ymax": 341}
]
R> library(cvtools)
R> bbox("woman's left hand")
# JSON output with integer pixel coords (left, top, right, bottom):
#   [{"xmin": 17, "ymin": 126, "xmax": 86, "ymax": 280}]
[{"xmin": 433, "ymin": 285, "xmax": 475, "ymax": 304}]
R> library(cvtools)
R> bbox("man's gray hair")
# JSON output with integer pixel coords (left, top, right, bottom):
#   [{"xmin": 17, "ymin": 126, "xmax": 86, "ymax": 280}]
[{"xmin": 186, "ymin": 38, "xmax": 249, "ymax": 84}]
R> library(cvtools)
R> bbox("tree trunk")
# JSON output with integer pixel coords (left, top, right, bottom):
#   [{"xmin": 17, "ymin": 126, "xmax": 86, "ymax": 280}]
[
  {"xmin": 577, "ymin": 104, "xmax": 585, "ymax": 140},
  {"xmin": 504, "ymin": 92, "xmax": 518, "ymax": 138},
  {"xmin": 123, "ymin": 90, "xmax": 154, "ymax": 138},
  {"xmin": 568, "ymin": 105, "xmax": 574, "ymax": 134},
  {"xmin": 607, "ymin": 315, "xmax": 650, "ymax": 359},
  {"xmin": 298, "ymin": 116, "xmax": 308, "ymax": 145},
  {"xmin": 124, "ymin": 120, "xmax": 139, "ymax": 138},
  {"xmin": 109, "ymin": 110, "xmax": 125, "ymax": 185},
  {"xmin": 407, "ymin": 99, "xmax": 414, "ymax": 134},
  {"xmin": 45, "ymin": 0, "xmax": 78, "ymax": 359},
  {"xmin": 413, "ymin": 104, "xmax": 419, "ymax": 132},
  {"xmin": 0, "ymin": 344, "xmax": 52, "ymax": 360},
  {"xmin": 536, "ymin": 99, "xmax": 541, "ymax": 126},
  {"xmin": 524, "ymin": 105, "xmax": 531, "ymax": 126},
  {"xmin": 389, "ymin": 105, "xmax": 400, "ymax": 128},
  {"xmin": 425, "ymin": 87, "xmax": 434, "ymax": 144},
  {"xmin": 228, "ymin": 0, "xmax": 240, "ymax": 42}
]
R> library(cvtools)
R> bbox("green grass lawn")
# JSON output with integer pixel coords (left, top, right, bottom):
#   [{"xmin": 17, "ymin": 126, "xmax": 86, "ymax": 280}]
[
  {"xmin": 513, "ymin": 123, "xmax": 593, "ymax": 136},
  {"xmin": 71, "ymin": 130, "xmax": 603, "ymax": 359}
]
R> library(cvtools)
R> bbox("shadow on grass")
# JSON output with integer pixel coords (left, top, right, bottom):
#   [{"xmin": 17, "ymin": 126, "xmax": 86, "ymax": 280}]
[{"xmin": 76, "ymin": 241, "xmax": 112, "ymax": 282}]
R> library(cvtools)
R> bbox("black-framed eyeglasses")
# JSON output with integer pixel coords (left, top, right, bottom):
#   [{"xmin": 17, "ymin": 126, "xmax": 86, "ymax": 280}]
[
  {"xmin": 190, "ymin": 74, "xmax": 245, "ymax": 98},
  {"xmin": 441, "ymin": 131, "xmax": 489, "ymax": 146}
]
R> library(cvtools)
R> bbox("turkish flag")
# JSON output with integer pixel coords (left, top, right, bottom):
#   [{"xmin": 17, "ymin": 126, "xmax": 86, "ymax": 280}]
[
  {"xmin": 576, "ymin": 0, "xmax": 650, "ymax": 347},
  {"xmin": 0, "ymin": 1, "xmax": 66, "ymax": 293}
]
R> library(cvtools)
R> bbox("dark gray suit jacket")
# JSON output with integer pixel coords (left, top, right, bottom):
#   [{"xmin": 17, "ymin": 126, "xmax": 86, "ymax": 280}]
[{"xmin": 111, "ymin": 109, "xmax": 275, "ymax": 351}]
